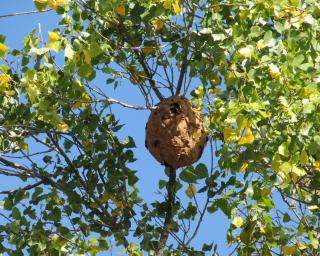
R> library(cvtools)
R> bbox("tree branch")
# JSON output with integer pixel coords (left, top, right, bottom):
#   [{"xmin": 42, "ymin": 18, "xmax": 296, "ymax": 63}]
[
  {"xmin": 97, "ymin": 98, "xmax": 157, "ymax": 110},
  {"xmin": 0, "ymin": 156, "xmax": 34, "ymax": 176},
  {"xmin": 0, "ymin": 180, "xmax": 44, "ymax": 194},
  {"xmin": 175, "ymin": 5, "xmax": 195, "ymax": 96},
  {"xmin": 156, "ymin": 167, "xmax": 177, "ymax": 255},
  {"xmin": 75, "ymin": 0, "xmax": 164, "ymax": 102},
  {"xmin": 0, "ymin": 9, "xmax": 51, "ymax": 19}
]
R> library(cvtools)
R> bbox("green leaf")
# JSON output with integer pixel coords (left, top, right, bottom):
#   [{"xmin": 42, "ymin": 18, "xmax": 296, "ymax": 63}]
[
  {"xmin": 283, "ymin": 213, "xmax": 291, "ymax": 223},
  {"xmin": 158, "ymin": 180, "xmax": 166, "ymax": 189},
  {"xmin": 215, "ymin": 198, "xmax": 230, "ymax": 217},
  {"xmin": 11, "ymin": 207, "xmax": 21, "ymax": 219},
  {"xmin": 279, "ymin": 162, "xmax": 292, "ymax": 174},
  {"xmin": 123, "ymin": 136, "xmax": 136, "ymax": 148},
  {"xmin": 179, "ymin": 167, "xmax": 198, "ymax": 183},
  {"xmin": 90, "ymin": 41, "xmax": 103, "ymax": 58},
  {"xmin": 195, "ymin": 163, "xmax": 208, "ymax": 179},
  {"xmin": 78, "ymin": 64, "xmax": 93, "ymax": 78},
  {"xmin": 274, "ymin": 21, "xmax": 284, "ymax": 33},
  {"xmin": 300, "ymin": 149, "xmax": 308, "ymax": 166},
  {"xmin": 278, "ymin": 142, "xmax": 290, "ymax": 157}
]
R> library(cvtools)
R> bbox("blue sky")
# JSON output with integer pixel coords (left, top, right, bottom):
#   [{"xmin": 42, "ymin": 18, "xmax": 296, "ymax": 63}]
[{"xmin": 0, "ymin": 1, "xmax": 231, "ymax": 254}]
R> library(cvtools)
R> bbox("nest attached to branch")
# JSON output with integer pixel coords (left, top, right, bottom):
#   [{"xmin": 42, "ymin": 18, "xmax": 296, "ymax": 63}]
[{"xmin": 145, "ymin": 95, "xmax": 208, "ymax": 168}]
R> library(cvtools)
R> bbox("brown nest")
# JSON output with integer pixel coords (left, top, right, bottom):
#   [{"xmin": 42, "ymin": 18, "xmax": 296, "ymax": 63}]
[{"xmin": 145, "ymin": 95, "xmax": 208, "ymax": 168}]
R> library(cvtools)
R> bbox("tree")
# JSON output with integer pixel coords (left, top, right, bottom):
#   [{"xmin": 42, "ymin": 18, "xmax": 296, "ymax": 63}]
[{"xmin": 0, "ymin": 0, "xmax": 320, "ymax": 255}]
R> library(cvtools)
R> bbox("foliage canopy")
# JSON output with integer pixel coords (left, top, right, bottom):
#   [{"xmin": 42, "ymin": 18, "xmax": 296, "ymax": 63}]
[{"xmin": 0, "ymin": 0, "xmax": 320, "ymax": 255}]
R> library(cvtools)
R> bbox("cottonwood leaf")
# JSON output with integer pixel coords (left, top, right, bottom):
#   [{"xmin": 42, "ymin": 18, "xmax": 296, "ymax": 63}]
[
  {"xmin": 185, "ymin": 184, "xmax": 196, "ymax": 198},
  {"xmin": 238, "ymin": 128, "xmax": 254, "ymax": 145}
]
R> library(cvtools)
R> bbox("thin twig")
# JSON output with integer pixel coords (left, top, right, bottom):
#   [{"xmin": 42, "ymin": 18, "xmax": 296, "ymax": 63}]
[
  {"xmin": 0, "ymin": 9, "xmax": 51, "ymax": 19},
  {"xmin": 97, "ymin": 98, "xmax": 157, "ymax": 110},
  {"xmin": 0, "ymin": 180, "xmax": 43, "ymax": 194}
]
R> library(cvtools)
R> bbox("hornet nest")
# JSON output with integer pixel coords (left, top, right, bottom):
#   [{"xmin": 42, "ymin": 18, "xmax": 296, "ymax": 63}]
[{"xmin": 145, "ymin": 95, "xmax": 208, "ymax": 168}]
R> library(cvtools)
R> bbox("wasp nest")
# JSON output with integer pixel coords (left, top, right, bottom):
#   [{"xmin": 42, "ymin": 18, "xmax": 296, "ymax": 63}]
[{"xmin": 145, "ymin": 95, "xmax": 208, "ymax": 168}]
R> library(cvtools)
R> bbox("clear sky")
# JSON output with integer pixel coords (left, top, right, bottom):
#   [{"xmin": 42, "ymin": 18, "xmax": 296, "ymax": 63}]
[{"xmin": 0, "ymin": 1, "xmax": 231, "ymax": 254}]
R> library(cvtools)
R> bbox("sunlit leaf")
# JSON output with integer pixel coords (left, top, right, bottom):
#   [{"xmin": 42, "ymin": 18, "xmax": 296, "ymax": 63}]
[
  {"xmin": 0, "ymin": 43, "xmax": 9, "ymax": 58},
  {"xmin": 152, "ymin": 19, "xmax": 164, "ymax": 30},
  {"xmin": 173, "ymin": 0, "xmax": 181, "ymax": 14},
  {"xmin": 34, "ymin": 0, "xmax": 48, "ymax": 11},
  {"xmin": 268, "ymin": 63, "xmax": 281, "ymax": 78},
  {"xmin": 48, "ymin": 31, "xmax": 59, "ymax": 43},
  {"xmin": 57, "ymin": 122, "xmax": 69, "ymax": 132},
  {"xmin": 18, "ymin": 142, "xmax": 29, "ymax": 151},
  {"xmin": 162, "ymin": 0, "xmax": 173, "ymax": 9},
  {"xmin": 282, "ymin": 245, "xmax": 297, "ymax": 255},
  {"xmin": 238, "ymin": 45, "xmax": 254, "ymax": 58},
  {"xmin": 185, "ymin": 184, "xmax": 196, "ymax": 198},
  {"xmin": 232, "ymin": 216, "xmax": 244, "ymax": 228},
  {"xmin": 239, "ymin": 162, "xmax": 249, "ymax": 172},
  {"xmin": 238, "ymin": 128, "xmax": 254, "ymax": 145},
  {"xmin": 116, "ymin": 4, "xmax": 126, "ymax": 16},
  {"xmin": 223, "ymin": 127, "xmax": 239, "ymax": 144}
]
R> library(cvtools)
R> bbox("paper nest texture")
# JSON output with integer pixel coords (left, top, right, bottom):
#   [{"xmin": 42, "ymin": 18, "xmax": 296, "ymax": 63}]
[{"xmin": 145, "ymin": 95, "xmax": 208, "ymax": 168}]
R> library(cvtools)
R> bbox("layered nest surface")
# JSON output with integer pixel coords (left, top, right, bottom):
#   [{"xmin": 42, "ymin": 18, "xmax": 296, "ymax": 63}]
[{"xmin": 145, "ymin": 95, "xmax": 208, "ymax": 168}]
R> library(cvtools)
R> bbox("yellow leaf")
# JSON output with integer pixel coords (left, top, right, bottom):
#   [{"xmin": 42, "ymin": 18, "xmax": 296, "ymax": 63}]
[
  {"xmin": 0, "ymin": 73, "xmax": 12, "ymax": 88},
  {"xmin": 185, "ymin": 184, "xmax": 196, "ymax": 198},
  {"xmin": 99, "ymin": 193, "xmax": 110, "ymax": 204},
  {"xmin": 116, "ymin": 4, "xmax": 126, "ymax": 16},
  {"xmin": 296, "ymin": 242, "xmax": 307, "ymax": 250},
  {"xmin": 72, "ymin": 92, "xmax": 91, "ymax": 109},
  {"xmin": 223, "ymin": 127, "xmax": 239, "ymax": 144},
  {"xmin": 192, "ymin": 130, "xmax": 202, "ymax": 140},
  {"xmin": 48, "ymin": 0, "xmax": 69, "ymax": 10},
  {"xmin": 83, "ymin": 139, "xmax": 92, "ymax": 151},
  {"xmin": 114, "ymin": 200, "xmax": 124, "ymax": 210},
  {"xmin": 151, "ymin": 19, "xmax": 164, "ymax": 31},
  {"xmin": 48, "ymin": 31, "xmax": 60, "ymax": 43},
  {"xmin": 313, "ymin": 161, "xmax": 320, "ymax": 171},
  {"xmin": 51, "ymin": 233, "xmax": 59, "ymax": 241},
  {"xmin": 268, "ymin": 63, "xmax": 281, "ymax": 78},
  {"xmin": 5, "ymin": 90, "xmax": 15, "ymax": 96},
  {"xmin": 83, "ymin": 49, "xmax": 91, "ymax": 64},
  {"xmin": 0, "ymin": 43, "xmax": 9, "ymax": 58},
  {"xmin": 34, "ymin": 0, "xmax": 48, "ymax": 11},
  {"xmin": 212, "ymin": 5, "xmax": 221, "ymax": 12},
  {"xmin": 89, "ymin": 202, "xmax": 99, "ymax": 209},
  {"xmin": 261, "ymin": 187, "xmax": 271, "ymax": 197},
  {"xmin": 173, "ymin": 0, "xmax": 181, "ymax": 14},
  {"xmin": 195, "ymin": 101, "xmax": 203, "ymax": 111},
  {"xmin": 19, "ymin": 142, "xmax": 29, "ymax": 150},
  {"xmin": 232, "ymin": 216, "xmax": 244, "ymax": 228},
  {"xmin": 239, "ymin": 162, "xmax": 249, "ymax": 172},
  {"xmin": 162, "ymin": 0, "xmax": 172, "ymax": 9},
  {"xmin": 256, "ymin": 39, "xmax": 265, "ymax": 50},
  {"xmin": 44, "ymin": 53, "xmax": 49, "ymax": 63},
  {"xmin": 142, "ymin": 46, "xmax": 156, "ymax": 55},
  {"xmin": 194, "ymin": 85, "xmax": 205, "ymax": 98},
  {"xmin": 208, "ymin": 88, "xmax": 221, "ymax": 94},
  {"xmin": 57, "ymin": 122, "xmax": 69, "ymax": 132},
  {"xmin": 282, "ymin": 245, "xmax": 297, "ymax": 255},
  {"xmin": 238, "ymin": 128, "xmax": 254, "ymax": 145}
]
